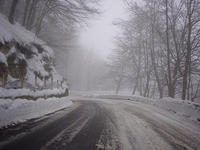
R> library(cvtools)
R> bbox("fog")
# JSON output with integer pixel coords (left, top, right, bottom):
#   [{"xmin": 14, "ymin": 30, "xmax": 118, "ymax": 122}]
[
  {"xmin": 56, "ymin": 0, "xmax": 128, "ymax": 91},
  {"xmin": 1, "ymin": 0, "xmax": 200, "ymax": 148},
  {"xmin": 55, "ymin": 0, "xmax": 200, "ymax": 102},
  {"xmin": 79, "ymin": 0, "xmax": 127, "ymax": 59},
  {"xmin": 0, "ymin": 0, "xmax": 199, "ymax": 100},
  {"xmin": 0, "ymin": 0, "xmax": 200, "ymax": 150}
]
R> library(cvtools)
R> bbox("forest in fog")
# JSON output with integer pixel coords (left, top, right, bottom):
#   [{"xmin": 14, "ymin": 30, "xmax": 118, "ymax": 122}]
[
  {"xmin": 0, "ymin": 0, "xmax": 200, "ymax": 101},
  {"xmin": 110, "ymin": 0, "xmax": 200, "ymax": 101}
]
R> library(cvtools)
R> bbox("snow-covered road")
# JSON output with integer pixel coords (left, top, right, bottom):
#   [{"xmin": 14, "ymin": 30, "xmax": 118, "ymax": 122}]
[
  {"xmin": 111, "ymin": 101, "xmax": 200, "ymax": 150},
  {"xmin": 1, "ymin": 98, "xmax": 200, "ymax": 150}
]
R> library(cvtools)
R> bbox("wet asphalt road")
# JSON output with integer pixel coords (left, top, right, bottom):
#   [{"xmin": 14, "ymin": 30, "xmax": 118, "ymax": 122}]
[
  {"xmin": 0, "ymin": 99, "xmax": 200, "ymax": 150},
  {"xmin": 0, "ymin": 101, "xmax": 120, "ymax": 150}
]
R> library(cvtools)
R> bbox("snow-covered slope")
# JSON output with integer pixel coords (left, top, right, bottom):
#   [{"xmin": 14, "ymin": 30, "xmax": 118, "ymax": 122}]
[
  {"xmin": 0, "ymin": 14, "xmax": 64, "ymax": 88},
  {"xmin": 0, "ymin": 97, "xmax": 73, "ymax": 128}
]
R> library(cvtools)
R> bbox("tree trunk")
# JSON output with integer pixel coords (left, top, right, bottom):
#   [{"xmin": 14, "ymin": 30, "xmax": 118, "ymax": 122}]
[
  {"xmin": 143, "ymin": 71, "xmax": 150, "ymax": 97},
  {"xmin": 35, "ymin": 13, "xmax": 45, "ymax": 35},
  {"xmin": 187, "ymin": 55, "xmax": 192, "ymax": 100},
  {"xmin": 26, "ymin": 0, "xmax": 39, "ymax": 30},
  {"xmin": 61, "ymin": 81, "xmax": 63, "ymax": 89},
  {"xmin": 139, "ymin": 75, "xmax": 143, "ymax": 96},
  {"xmin": 116, "ymin": 76, "xmax": 122, "ymax": 94},
  {"xmin": 182, "ymin": 0, "xmax": 192, "ymax": 100},
  {"xmin": 35, "ymin": 73, "xmax": 37, "ymax": 88},
  {"xmin": 151, "ymin": 50, "xmax": 163, "ymax": 98},
  {"xmin": 143, "ymin": 40, "xmax": 150, "ymax": 97},
  {"xmin": 23, "ymin": 0, "xmax": 31, "ymax": 26},
  {"xmin": 44, "ymin": 77, "xmax": 47, "ymax": 88},
  {"xmin": 150, "ymin": 81, "xmax": 156, "ymax": 98},
  {"xmin": 57, "ymin": 80, "xmax": 59, "ymax": 88},
  {"xmin": 150, "ymin": 6, "xmax": 163, "ymax": 98},
  {"xmin": 132, "ymin": 76, "xmax": 139, "ymax": 95},
  {"xmin": 35, "ymin": 5, "xmax": 48, "ymax": 35},
  {"xmin": 165, "ymin": 0, "xmax": 173, "ymax": 97},
  {"xmin": 192, "ymin": 80, "xmax": 200, "ymax": 101},
  {"xmin": 27, "ymin": 7, "xmax": 36, "ymax": 30},
  {"xmin": 8, "ymin": 0, "xmax": 18, "ymax": 24},
  {"xmin": 51, "ymin": 77, "xmax": 53, "ymax": 89},
  {"xmin": 25, "ymin": 0, "xmax": 35, "ymax": 29},
  {"xmin": 21, "ymin": 73, "xmax": 24, "ymax": 88},
  {"xmin": 2, "ymin": 73, "xmax": 6, "ymax": 88}
]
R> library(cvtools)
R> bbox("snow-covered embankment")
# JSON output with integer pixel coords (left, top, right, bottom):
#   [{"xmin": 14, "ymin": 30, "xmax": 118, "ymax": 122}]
[
  {"xmin": 0, "ymin": 97, "xmax": 73, "ymax": 128},
  {"xmin": 97, "ymin": 95, "xmax": 200, "ymax": 123},
  {"xmin": 0, "ymin": 87, "xmax": 68, "ymax": 99}
]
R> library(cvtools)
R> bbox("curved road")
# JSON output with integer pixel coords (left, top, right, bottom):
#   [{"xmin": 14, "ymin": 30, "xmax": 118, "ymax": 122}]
[{"xmin": 0, "ymin": 99, "xmax": 200, "ymax": 150}]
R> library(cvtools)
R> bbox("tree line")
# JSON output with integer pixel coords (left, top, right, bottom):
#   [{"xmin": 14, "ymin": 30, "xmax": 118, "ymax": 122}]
[
  {"xmin": 0, "ymin": 0, "xmax": 99, "ymax": 35},
  {"xmin": 111, "ymin": 0, "xmax": 200, "ymax": 100}
]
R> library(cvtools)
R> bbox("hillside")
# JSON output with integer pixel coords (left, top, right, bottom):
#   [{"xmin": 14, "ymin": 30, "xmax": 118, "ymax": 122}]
[{"xmin": 0, "ymin": 14, "xmax": 65, "ymax": 89}]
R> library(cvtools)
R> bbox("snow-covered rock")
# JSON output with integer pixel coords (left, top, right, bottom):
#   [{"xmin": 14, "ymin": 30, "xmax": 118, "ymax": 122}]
[{"xmin": 0, "ymin": 13, "xmax": 67, "ymax": 89}]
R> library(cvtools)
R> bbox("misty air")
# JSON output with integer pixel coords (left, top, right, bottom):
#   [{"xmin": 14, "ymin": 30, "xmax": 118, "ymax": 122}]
[{"xmin": 0, "ymin": 0, "xmax": 200, "ymax": 150}]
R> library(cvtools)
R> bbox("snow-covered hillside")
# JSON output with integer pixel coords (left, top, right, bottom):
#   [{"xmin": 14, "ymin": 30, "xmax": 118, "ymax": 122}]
[{"xmin": 0, "ymin": 14, "xmax": 64, "ymax": 89}]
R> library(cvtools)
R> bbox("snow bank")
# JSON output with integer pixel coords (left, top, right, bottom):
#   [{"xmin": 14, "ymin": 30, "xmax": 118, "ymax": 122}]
[
  {"xmin": 70, "ymin": 90, "xmax": 116, "ymax": 97},
  {"xmin": 0, "ymin": 97, "xmax": 73, "ymax": 128},
  {"xmin": 97, "ymin": 95, "xmax": 200, "ymax": 123},
  {"xmin": 0, "ymin": 87, "xmax": 66, "ymax": 99}
]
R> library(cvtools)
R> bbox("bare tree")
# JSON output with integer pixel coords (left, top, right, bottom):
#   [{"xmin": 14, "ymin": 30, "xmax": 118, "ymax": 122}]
[
  {"xmin": 8, "ymin": 0, "xmax": 19, "ymax": 24},
  {"xmin": 113, "ymin": 0, "xmax": 200, "ymax": 100}
]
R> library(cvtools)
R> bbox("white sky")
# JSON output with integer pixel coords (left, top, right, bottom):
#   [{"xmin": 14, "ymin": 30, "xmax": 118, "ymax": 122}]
[{"xmin": 79, "ymin": 0, "xmax": 127, "ymax": 60}]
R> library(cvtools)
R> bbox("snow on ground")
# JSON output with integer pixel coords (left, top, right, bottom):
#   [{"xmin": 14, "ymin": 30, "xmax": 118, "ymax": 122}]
[
  {"xmin": 108, "ymin": 101, "xmax": 200, "ymax": 150},
  {"xmin": 70, "ymin": 90, "xmax": 129, "ymax": 97},
  {"xmin": 70, "ymin": 91, "xmax": 200, "ymax": 124},
  {"xmin": 97, "ymin": 94, "xmax": 200, "ymax": 124},
  {"xmin": 0, "ymin": 87, "xmax": 66, "ymax": 98},
  {"xmin": 0, "ymin": 97, "xmax": 73, "ymax": 128}
]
